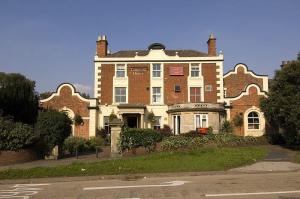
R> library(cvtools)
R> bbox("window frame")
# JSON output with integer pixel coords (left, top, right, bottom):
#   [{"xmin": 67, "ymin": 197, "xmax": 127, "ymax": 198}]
[
  {"xmin": 153, "ymin": 116, "xmax": 161, "ymax": 130},
  {"xmin": 152, "ymin": 63, "xmax": 161, "ymax": 78},
  {"xmin": 247, "ymin": 111, "xmax": 260, "ymax": 130},
  {"xmin": 191, "ymin": 64, "xmax": 200, "ymax": 77},
  {"xmin": 116, "ymin": 64, "xmax": 125, "ymax": 78},
  {"xmin": 115, "ymin": 87, "xmax": 127, "ymax": 103},
  {"xmin": 194, "ymin": 114, "xmax": 208, "ymax": 129},
  {"xmin": 190, "ymin": 87, "xmax": 201, "ymax": 103},
  {"xmin": 152, "ymin": 87, "xmax": 162, "ymax": 103}
]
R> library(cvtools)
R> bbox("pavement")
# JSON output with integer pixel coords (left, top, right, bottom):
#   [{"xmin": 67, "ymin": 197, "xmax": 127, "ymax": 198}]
[{"xmin": 0, "ymin": 145, "xmax": 300, "ymax": 198}]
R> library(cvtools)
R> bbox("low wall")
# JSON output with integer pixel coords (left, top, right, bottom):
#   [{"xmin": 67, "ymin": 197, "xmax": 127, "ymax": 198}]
[{"xmin": 0, "ymin": 149, "xmax": 37, "ymax": 166}]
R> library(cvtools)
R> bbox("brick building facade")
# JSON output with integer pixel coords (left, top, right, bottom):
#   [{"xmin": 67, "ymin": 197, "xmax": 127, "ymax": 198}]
[{"xmin": 40, "ymin": 34, "xmax": 268, "ymax": 137}]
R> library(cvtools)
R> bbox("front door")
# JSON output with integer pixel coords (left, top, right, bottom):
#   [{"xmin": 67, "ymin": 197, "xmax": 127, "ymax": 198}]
[{"xmin": 127, "ymin": 116, "xmax": 138, "ymax": 128}]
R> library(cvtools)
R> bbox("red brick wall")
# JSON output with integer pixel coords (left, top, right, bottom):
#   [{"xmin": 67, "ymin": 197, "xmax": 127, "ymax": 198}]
[
  {"xmin": 164, "ymin": 63, "xmax": 189, "ymax": 105},
  {"xmin": 100, "ymin": 64, "xmax": 114, "ymax": 104},
  {"xmin": 128, "ymin": 64, "xmax": 150, "ymax": 104},
  {"xmin": 202, "ymin": 63, "xmax": 218, "ymax": 103},
  {"xmin": 224, "ymin": 66, "xmax": 264, "ymax": 97},
  {"xmin": 74, "ymin": 119, "xmax": 89, "ymax": 138},
  {"xmin": 41, "ymin": 85, "xmax": 90, "ymax": 139},
  {"xmin": 0, "ymin": 149, "xmax": 37, "ymax": 166},
  {"xmin": 230, "ymin": 86, "xmax": 264, "ymax": 136},
  {"xmin": 41, "ymin": 86, "xmax": 89, "ymax": 117}
]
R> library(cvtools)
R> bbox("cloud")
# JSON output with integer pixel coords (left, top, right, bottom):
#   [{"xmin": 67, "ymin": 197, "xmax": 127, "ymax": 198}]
[{"xmin": 73, "ymin": 83, "xmax": 93, "ymax": 95}]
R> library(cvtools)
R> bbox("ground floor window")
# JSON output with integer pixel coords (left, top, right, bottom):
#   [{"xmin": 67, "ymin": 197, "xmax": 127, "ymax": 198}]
[
  {"xmin": 248, "ymin": 111, "xmax": 260, "ymax": 129},
  {"xmin": 153, "ymin": 116, "xmax": 161, "ymax": 130},
  {"xmin": 195, "ymin": 114, "xmax": 208, "ymax": 128},
  {"xmin": 103, "ymin": 116, "xmax": 111, "ymax": 134}
]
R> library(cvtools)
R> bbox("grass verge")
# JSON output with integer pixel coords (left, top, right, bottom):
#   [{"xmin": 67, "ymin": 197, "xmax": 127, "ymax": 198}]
[
  {"xmin": 295, "ymin": 152, "xmax": 300, "ymax": 163},
  {"xmin": 0, "ymin": 146, "xmax": 267, "ymax": 179}
]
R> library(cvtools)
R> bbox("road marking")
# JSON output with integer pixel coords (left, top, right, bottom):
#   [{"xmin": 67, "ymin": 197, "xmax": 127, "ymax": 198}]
[
  {"xmin": 0, "ymin": 184, "xmax": 50, "ymax": 199},
  {"xmin": 83, "ymin": 181, "xmax": 190, "ymax": 191},
  {"xmin": 205, "ymin": 190, "xmax": 300, "ymax": 197}
]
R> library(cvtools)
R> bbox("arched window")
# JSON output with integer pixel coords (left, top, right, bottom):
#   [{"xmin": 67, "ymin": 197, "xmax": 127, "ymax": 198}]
[{"xmin": 248, "ymin": 111, "xmax": 259, "ymax": 129}]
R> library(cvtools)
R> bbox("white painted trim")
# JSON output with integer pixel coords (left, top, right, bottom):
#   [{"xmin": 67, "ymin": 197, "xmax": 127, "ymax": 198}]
[
  {"xmin": 243, "ymin": 106, "xmax": 265, "ymax": 137},
  {"xmin": 223, "ymin": 63, "xmax": 268, "ymax": 92},
  {"xmin": 194, "ymin": 113, "xmax": 209, "ymax": 129},
  {"xmin": 94, "ymin": 50, "xmax": 223, "ymax": 62},
  {"xmin": 224, "ymin": 84, "xmax": 267, "ymax": 105},
  {"xmin": 40, "ymin": 83, "xmax": 91, "ymax": 103},
  {"xmin": 150, "ymin": 62, "xmax": 164, "ymax": 105}
]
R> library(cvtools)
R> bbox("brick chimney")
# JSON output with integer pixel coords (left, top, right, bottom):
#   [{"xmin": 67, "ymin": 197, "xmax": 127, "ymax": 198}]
[
  {"xmin": 207, "ymin": 33, "xmax": 216, "ymax": 56},
  {"xmin": 96, "ymin": 35, "xmax": 108, "ymax": 57}
]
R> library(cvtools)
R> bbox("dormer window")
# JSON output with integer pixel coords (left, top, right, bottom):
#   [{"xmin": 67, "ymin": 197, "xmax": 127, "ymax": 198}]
[
  {"xmin": 191, "ymin": 63, "xmax": 200, "ymax": 77},
  {"xmin": 116, "ymin": 64, "xmax": 125, "ymax": 77}
]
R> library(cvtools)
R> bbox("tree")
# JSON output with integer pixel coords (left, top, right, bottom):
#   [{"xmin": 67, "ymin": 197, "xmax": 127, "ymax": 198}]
[
  {"xmin": 36, "ymin": 110, "xmax": 72, "ymax": 155},
  {"xmin": 79, "ymin": 92, "xmax": 90, "ymax": 99},
  {"xmin": 0, "ymin": 72, "xmax": 39, "ymax": 124},
  {"xmin": 39, "ymin": 91, "xmax": 52, "ymax": 100},
  {"xmin": 260, "ymin": 60, "xmax": 300, "ymax": 144}
]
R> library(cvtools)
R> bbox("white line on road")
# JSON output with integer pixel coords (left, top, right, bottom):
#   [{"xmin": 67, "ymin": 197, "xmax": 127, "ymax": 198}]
[
  {"xmin": 205, "ymin": 190, "xmax": 300, "ymax": 197},
  {"xmin": 83, "ymin": 181, "xmax": 190, "ymax": 191},
  {"xmin": 0, "ymin": 184, "xmax": 50, "ymax": 199}
]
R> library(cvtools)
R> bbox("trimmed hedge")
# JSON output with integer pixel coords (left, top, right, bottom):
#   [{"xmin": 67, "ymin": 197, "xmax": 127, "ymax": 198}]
[
  {"xmin": 119, "ymin": 128, "xmax": 162, "ymax": 152},
  {"xmin": 161, "ymin": 133, "xmax": 267, "ymax": 151}
]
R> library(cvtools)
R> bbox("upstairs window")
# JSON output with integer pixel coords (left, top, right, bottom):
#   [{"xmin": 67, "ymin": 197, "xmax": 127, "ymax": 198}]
[
  {"xmin": 116, "ymin": 64, "xmax": 125, "ymax": 77},
  {"xmin": 190, "ymin": 87, "xmax": 201, "ymax": 103},
  {"xmin": 248, "ymin": 112, "xmax": 260, "ymax": 129},
  {"xmin": 152, "ymin": 87, "xmax": 161, "ymax": 103},
  {"xmin": 115, "ymin": 87, "xmax": 126, "ymax": 103},
  {"xmin": 152, "ymin": 64, "xmax": 161, "ymax": 77},
  {"xmin": 191, "ymin": 63, "xmax": 200, "ymax": 77}
]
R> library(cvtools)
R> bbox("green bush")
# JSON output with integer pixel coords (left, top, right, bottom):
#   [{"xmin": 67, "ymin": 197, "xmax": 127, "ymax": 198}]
[
  {"xmin": 36, "ymin": 110, "xmax": 72, "ymax": 155},
  {"xmin": 88, "ymin": 136, "xmax": 105, "ymax": 149},
  {"xmin": 161, "ymin": 133, "xmax": 267, "ymax": 151},
  {"xmin": 73, "ymin": 114, "xmax": 83, "ymax": 126},
  {"xmin": 156, "ymin": 125, "xmax": 173, "ymax": 137},
  {"xmin": 0, "ymin": 117, "xmax": 36, "ymax": 151},
  {"xmin": 221, "ymin": 120, "xmax": 233, "ymax": 134},
  {"xmin": 63, "ymin": 136, "xmax": 87, "ymax": 154},
  {"xmin": 119, "ymin": 128, "xmax": 162, "ymax": 152}
]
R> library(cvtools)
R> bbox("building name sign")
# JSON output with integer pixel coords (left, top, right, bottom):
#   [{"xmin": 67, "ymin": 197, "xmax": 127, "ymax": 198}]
[{"xmin": 129, "ymin": 67, "xmax": 148, "ymax": 75}]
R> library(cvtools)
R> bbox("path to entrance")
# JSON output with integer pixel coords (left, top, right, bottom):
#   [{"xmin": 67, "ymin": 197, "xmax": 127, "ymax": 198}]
[{"xmin": 230, "ymin": 145, "xmax": 300, "ymax": 173}]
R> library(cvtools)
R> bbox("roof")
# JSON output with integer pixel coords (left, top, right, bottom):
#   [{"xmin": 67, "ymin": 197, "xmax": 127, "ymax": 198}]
[{"xmin": 106, "ymin": 50, "xmax": 209, "ymax": 58}]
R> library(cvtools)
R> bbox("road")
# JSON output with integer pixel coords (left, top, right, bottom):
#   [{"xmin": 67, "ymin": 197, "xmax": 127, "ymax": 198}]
[{"xmin": 1, "ymin": 171, "xmax": 300, "ymax": 199}]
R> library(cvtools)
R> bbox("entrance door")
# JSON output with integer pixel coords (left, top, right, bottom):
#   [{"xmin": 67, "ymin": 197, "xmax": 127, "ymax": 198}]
[
  {"xmin": 127, "ymin": 116, "xmax": 138, "ymax": 128},
  {"xmin": 173, "ymin": 115, "xmax": 181, "ymax": 135}
]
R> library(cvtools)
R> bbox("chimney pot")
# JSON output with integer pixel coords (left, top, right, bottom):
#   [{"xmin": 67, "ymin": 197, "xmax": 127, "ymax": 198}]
[{"xmin": 96, "ymin": 35, "xmax": 108, "ymax": 57}]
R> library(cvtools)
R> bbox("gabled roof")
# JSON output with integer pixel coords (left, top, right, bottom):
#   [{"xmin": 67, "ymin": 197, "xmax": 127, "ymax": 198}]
[{"xmin": 106, "ymin": 50, "xmax": 209, "ymax": 58}]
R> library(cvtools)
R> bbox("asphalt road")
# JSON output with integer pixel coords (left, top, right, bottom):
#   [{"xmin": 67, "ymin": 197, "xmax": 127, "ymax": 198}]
[{"xmin": 1, "ymin": 171, "xmax": 300, "ymax": 199}]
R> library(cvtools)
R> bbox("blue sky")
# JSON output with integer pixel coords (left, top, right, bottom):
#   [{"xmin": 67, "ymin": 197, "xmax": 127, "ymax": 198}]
[{"xmin": 0, "ymin": 0, "xmax": 299, "ymax": 95}]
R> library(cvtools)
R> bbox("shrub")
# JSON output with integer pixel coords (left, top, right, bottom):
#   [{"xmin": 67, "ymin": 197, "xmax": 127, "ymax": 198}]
[
  {"xmin": 266, "ymin": 132, "xmax": 285, "ymax": 145},
  {"xmin": 63, "ymin": 136, "xmax": 87, "ymax": 154},
  {"xmin": 88, "ymin": 136, "xmax": 105, "ymax": 149},
  {"xmin": 161, "ymin": 133, "xmax": 266, "ymax": 151},
  {"xmin": 119, "ymin": 128, "xmax": 162, "ymax": 152},
  {"xmin": 0, "ymin": 117, "xmax": 36, "ymax": 151},
  {"xmin": 182, "ymin": 130, "xmax": 199, "ymax": 137},
  {"xmin": 156, "ymin": 125, "xmax": 173, "ymax": 137},
  {"xmin": 96, "ymin": 128, "xmax": 111, "ymax": 145},
  {"xmin": 36, "ymin": 110, "xmax": 72, "ymax": 155},
  {"xmin": 221, "ymin": 120, "xmax": 233, "ymax": 134},
  {"xmin": 73, "ymin": 114, "xmax": 83, "ymax": 126}
]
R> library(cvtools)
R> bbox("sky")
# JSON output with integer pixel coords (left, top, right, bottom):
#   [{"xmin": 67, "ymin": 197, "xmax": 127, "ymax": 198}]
[{"xmin": 0, "ymin": 0, "xmax": 299, "ymax": 96}]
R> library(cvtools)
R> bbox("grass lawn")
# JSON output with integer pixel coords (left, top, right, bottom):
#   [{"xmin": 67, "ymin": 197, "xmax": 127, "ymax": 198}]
[
  {"xmin": 0, "ymin": 146, "xmax": 267, "ymax": 179},
  {"xmin": 295, "ymin": 152, "xmax": 300, "ymax": 163}
]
